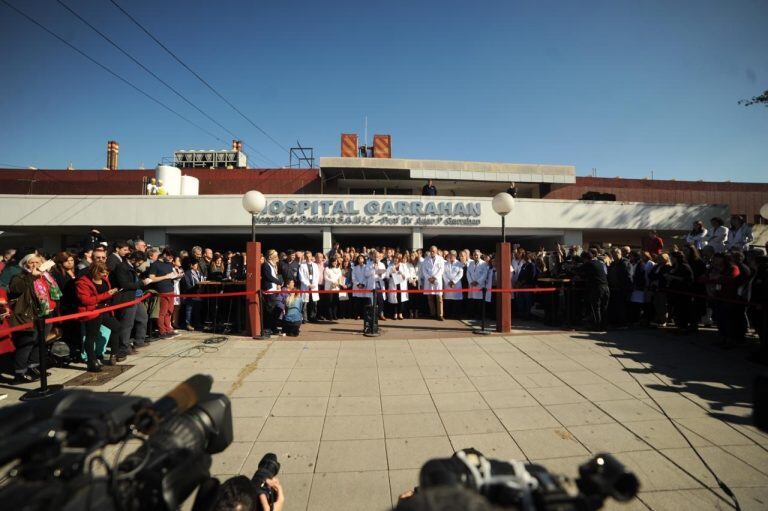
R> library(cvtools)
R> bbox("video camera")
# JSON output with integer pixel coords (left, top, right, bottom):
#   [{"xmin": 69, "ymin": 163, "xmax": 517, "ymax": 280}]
[
  {"xmin": 0, "ymin": 374, "xmax": 280, "ymax": 511},
  {"xmin": 413, "ymin": 448, "xmax": 639, "ymax": 510}
]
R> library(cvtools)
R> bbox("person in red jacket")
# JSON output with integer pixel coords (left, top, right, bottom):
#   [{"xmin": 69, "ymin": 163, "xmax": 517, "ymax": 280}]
[{"xmin": 75, "ymin": 261, "xmax": 122, "ymax": 372}]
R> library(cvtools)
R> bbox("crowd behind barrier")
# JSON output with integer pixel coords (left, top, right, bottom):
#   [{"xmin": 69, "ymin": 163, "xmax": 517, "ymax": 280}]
[{"xmin": 0, "ymin": 214, "xmax": 767, "ymax": 385}]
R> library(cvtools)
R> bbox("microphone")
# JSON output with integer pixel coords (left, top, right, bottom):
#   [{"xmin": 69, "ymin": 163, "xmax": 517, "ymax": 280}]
[{"xmin": 134, "ymin": 374, "xmax": 213, "ymax": 434}]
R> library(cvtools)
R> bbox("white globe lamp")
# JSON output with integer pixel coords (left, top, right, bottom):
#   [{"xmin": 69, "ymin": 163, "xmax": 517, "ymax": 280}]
[
  {"xmin": 492, "ymin": 192, "xmax": 515, "ymax": 242},
  {"xmin": 242, "ymin": 190, "xmax": 266, "ymax": 241}
]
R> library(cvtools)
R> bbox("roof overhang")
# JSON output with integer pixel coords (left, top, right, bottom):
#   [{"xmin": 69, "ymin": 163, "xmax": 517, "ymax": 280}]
[{"xmin": 320, "ymin": 157, "xmax": 576, "ymax": 184}]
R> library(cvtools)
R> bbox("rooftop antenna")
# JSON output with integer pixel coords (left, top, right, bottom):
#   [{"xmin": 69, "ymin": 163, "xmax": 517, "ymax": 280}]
[{"xmin": 364, "ymin": 115, "xmax": 368, "ymax": 148}]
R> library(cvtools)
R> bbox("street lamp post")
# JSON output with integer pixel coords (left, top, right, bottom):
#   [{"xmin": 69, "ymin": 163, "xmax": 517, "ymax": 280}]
[
  {"xmin": 242, "ymin": 190, "xmax": 266, "ymax": 240},
  {"xmin": 492, "ymin": 192, "xmax": 515, "ymax": 242}
]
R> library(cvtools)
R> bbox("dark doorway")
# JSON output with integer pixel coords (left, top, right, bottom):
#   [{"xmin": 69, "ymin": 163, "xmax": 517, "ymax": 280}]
[
  {"xmin": 332, "ymin": 234, "xmax": 410, "ymax": 251},
  {"xmin": 423, "ymin": 235, "xmax": 562, "ymax": 253},
  {"xmin": 167, "ymin": 234, "xmax": 321, "ymax": 253}
]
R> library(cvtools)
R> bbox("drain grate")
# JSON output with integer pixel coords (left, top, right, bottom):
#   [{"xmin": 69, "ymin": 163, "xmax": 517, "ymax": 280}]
[{"xmin": 63, "ymin": 365, "xmax": 135, "ymax": 387}]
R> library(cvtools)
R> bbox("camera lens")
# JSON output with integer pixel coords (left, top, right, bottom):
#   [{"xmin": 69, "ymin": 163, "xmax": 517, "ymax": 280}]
[{"xmin": 253, "ymin": 453, "xmax": 280, "ymax": 483}]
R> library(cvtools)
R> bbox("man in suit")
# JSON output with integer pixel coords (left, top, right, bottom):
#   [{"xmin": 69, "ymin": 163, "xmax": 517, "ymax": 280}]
[
  {"xmin": 107, "ymin": 241, "xmax": 131, "ymax": 272},
  {"xmin": 111, "ymin": 251, "xmax": 152, "ymax": 355},
  {"xmin": 261, "ymin": 249, "xmax": 282, "ymax": 336}
]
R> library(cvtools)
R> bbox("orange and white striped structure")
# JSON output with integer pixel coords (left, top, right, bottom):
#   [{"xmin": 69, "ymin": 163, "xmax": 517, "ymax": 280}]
[
  {"xmin": 106, "ymin": 140, "xmax": 119, "ymax": 170},
  {"xmin": 341, "ymin": 133, "xmax": 358, "ymax": 157},
  {"xmin": 373, "ymin": 134, "xmax": 391, "ymax": 158}
]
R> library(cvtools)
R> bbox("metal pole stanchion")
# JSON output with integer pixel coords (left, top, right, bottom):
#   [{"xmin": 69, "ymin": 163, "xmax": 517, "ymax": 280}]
[
  {"xmin": 474, "ymin": 287, "xmax": 492, "ymax": 335},
  {"xmin": 21, "ymin": 318, "xmax": 63, "ymax": 401}
]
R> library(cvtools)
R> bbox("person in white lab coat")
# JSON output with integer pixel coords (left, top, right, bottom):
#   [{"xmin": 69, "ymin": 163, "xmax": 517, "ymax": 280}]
[
  {"xmin": 323, "ymin": 258, "xmax": 343, "ymax": 321},
  {"xmin": 365, "ymin": 250, "xmax": 387, "ymax": 321},
  {"xmin": 727, "ymin": 215, "xmax": 754, "ymax": 251},
  {"xmin": 298, "ymin": 250, "xmax": 320, "ymax": 322},
  {"xmin": 421, "ymin": 246, "xmax": 445, "ymax": 320},
  {"xmin": 386, "ymin": 253, "xmax": 410, "ymax": 320},
  {"xmin": 351, "ymin": 254, "xmax": 369, "ymax": 319},
  {"xmin": 707, "ymin": 217, "xmax": 729, "ymax": 254},
  {"xmin": 466, "ymin": 249, "xmax": 488, "ymax": 318},
  {"xmin": 443, "ymin": 250, "xmax": 464, "ymax": 319}
]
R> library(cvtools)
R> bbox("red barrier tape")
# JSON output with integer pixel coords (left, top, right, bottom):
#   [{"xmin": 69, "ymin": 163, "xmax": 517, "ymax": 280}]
[
  {"xmin": 0, "ymin": 293, "xmax": 151, "ymax": 337},
  {"xmin": 262, "ymin": 287, "xmax": 557, "ymax": 295},
  {"xmin": 0, "ymin": 287, "xmax": 557, "ymax": 338}
]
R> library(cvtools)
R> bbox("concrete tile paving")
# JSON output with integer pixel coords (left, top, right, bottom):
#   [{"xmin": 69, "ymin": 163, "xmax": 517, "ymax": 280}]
[{"xmin": 4, "ymin": 326, "xmax": 768, "ymax": 511}]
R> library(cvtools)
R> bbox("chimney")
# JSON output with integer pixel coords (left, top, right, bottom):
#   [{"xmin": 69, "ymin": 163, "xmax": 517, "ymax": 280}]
[
  {"xmin": 107, "ymin": 140, "xmax": 119, "ymax": 170},
  {"xmin": 232, "ymin": 139, "xmax": 243, "ymax": 152},
  {"xmin": 373, "ymin": 134, "xmax": 391, "ymax": 158},
  {"xmin": 341, "ymin": 133, "xmax": 358, "ymax": 157}
]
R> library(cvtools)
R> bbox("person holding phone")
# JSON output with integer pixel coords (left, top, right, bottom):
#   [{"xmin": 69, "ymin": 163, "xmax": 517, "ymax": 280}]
[
  {"xmin": 7, "ymin": 253, "xmax": 57, "ymax": 383},
  {"xmin": 75, "ymin": 261, "xmax": 122, "ymax": 372}
]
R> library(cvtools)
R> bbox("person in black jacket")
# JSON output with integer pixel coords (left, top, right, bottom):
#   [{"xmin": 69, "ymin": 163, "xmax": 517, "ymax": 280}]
[
  {"xmin": 607, "ymin": 248, "xmax": 632, "ymax": 327},
  {"xmin": 111, "ymin": 251, "xmax": 152, "ymax": 354},
  {"xmin": 666, "ymin": 251, "xmax": 695, "ymax": 332},
  {"xmin": 180, "ymin": 257, "xmax": 204, "ymax": 330},
  {"xmin": 262, "ymin": 250, "xmax": 283, "ymax": 336},
  {"xmin": 627, "ymin": 251, "xmax": 647, "ymax": 325},
  {"xmin": 579, "ymin": 249, "xmax": 609, "ymax": 330}
]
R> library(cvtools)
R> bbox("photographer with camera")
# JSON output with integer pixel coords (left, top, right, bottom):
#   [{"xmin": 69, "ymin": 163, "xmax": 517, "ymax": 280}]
[
  {"xmin": 394, "ymin": 448, "xmax": 638, "ymax": 511},
  {"xmin": 211, "ymin": 472, "xmax": 285, "ymax": 511}
]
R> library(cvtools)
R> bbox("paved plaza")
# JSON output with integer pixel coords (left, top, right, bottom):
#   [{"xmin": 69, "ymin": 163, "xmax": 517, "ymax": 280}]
[{"xmin": 2, "ymin": 320, "xmax": 768, "ymax": 511}]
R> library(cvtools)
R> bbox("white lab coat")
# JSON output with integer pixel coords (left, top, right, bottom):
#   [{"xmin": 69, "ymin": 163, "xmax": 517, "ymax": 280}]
[
  {"xmin": 364, "ymin": 260, "xmax": 387, "ymax": 291},
  {"xmin": 443, "ymin": 261, "xmax": 464, "ymax": 301},
  {"xmin": 324, "ymin": 267, "xmax": 342, "ymax": 290},
  {"xmin": 727, "ymin": 224, "xmax": 753, "ymax": 251},
  {"xmin": 685, "ymin": 229, "xmax": 708, "ymax": 250},
  {"xmin": 708, "ymin": 225, "xmax": 729, "ymax": 253},
  {"xmin": 351, "ymin": 264, "xmax": 369, "ymax": 299},
  {"xmin": 385, "ymin": 262, "xmax": 410, "ymax": 303},
  {"xmin": 421, "ymin": 255, "xmax": 445, "ymax": 295},
  {"xmin": 466, "ymin": 260, "xmax": 488, "ymax": 300},
  {"xmin": 298, "ymin": 262, "xmax": 320, "ymax": 302}
]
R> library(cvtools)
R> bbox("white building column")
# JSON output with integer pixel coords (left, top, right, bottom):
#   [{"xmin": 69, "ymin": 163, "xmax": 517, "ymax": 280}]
[
  {"xmin": 562, "ymin": 230, "xmax": 583, "ymax": 247},
  {"xmin": 321, "ymin": 228, "xmax": 332, "ymax": 255},
  {"xmin": 143, "ymin": 228, "xmax": 167, "ymax": 248},
  {"xmin": 410, "ymin": 228, "xmax": 423, "ymax": 250}
]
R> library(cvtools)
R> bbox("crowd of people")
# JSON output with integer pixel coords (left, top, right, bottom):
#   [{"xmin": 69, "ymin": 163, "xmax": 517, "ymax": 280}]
[
  {"xmin": 1, "ymin": 214, "xmax": 766, "ymax": 384},
  {"xmin": 0, "ymin": 234, "xmax": 249, "ymax": 384}
]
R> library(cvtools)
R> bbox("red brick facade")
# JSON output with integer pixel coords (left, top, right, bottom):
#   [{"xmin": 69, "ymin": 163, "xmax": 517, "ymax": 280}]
[
  {"xmin": 544, "ymin": 177, "xmax": 768, "ymax": 223},
  {"xmin": 0, "ymin": 168, "xmax": 322, "ymax": 195}
]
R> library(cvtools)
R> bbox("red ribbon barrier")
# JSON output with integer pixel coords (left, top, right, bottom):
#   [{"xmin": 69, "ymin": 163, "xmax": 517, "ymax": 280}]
[
  {"xmin": 0, "ymin": 286, "xmax": 558, "ymax": 338},
  {"xmin": 0, "ymin": 293, "xmax": 152, "ymax": 337},
  {"xmin": 262, "ymin": 287, "xmax": 557, "ymax": 295}
]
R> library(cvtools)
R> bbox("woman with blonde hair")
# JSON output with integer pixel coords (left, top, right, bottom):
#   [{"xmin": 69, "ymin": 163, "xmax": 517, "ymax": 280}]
[{"xmin": 8, "ymin": 253, "xmax": 59, "ymax": 383}]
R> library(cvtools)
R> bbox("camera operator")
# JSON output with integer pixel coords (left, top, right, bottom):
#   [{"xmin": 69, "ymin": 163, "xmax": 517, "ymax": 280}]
[{"xmin": 212, "ymin": 476, "xmax": 285, "ymax": 511}]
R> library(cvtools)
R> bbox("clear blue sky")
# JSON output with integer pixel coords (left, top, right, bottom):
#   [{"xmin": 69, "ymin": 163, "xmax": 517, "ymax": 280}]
[{"xmin": 1, "ymin": 0, "xmax": 766, "ymax": 181}]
